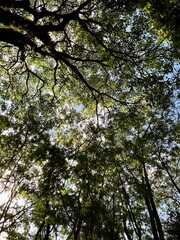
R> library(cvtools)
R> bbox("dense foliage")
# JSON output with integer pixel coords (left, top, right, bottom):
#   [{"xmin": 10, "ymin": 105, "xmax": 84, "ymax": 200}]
[
  {"xmin": 0, "ymin": 0, "xmax": 179, "ymax": 239},
  {"xmin": 165, "ymin": 209, "xmax": 180, "ymax": 240}
]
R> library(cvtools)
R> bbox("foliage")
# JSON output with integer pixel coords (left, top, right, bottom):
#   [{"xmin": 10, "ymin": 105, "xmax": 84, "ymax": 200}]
[
  {"xmin": 103, "ymin": 0, "xmax": 180, "ymax": 48},
  {"xmin": 0, "ymin": 0, "xmax": 179, "ymax": 239},
  {"xmin": 165, "ymin": 209, "xmax": 180, "ymax": 240}
]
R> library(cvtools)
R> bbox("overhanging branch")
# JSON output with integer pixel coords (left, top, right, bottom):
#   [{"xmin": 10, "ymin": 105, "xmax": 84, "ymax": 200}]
[{"xmin": 0, "ymin": 28, "xmax": 36, "ymax": 49}]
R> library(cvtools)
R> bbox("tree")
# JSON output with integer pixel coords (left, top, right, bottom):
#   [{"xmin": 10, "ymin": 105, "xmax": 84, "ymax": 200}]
[{"xmin": 0, "ymin": 0, "xmax": 179, "ymax": 239}]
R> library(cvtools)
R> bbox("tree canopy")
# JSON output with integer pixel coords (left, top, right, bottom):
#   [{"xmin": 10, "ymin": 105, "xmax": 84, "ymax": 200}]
[{"xmin": 0, "ymin": 0, "xmax": 179, "ymax": 239}]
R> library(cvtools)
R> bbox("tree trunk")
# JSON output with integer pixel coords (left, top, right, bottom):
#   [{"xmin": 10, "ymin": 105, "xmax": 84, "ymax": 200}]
[
  {"xmin": 143, "ymin": 164, "xmax": 165, "ymax": 240},
  {"xmin": 44, "ymin": 224, "xmax": 50, "ymax": 240},
  {"xmin": 123, "ymin": 215, "xmax": 133, "ymax": 240},
  {"xmin": 144, "ymin": 195, "xmax": 159, "ymax": 240}
]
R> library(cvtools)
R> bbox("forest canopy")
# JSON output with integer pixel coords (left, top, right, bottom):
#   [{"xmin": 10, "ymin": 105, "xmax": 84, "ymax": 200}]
[{"xmin": 0, "ymin": 0, "xmax": 179, "ymax": 239}]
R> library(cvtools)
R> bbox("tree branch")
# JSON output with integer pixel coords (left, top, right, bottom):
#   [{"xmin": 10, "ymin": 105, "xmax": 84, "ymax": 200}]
[{"xmin": 0, "ymin": 28, "xmax": 36, "ymax": 49}]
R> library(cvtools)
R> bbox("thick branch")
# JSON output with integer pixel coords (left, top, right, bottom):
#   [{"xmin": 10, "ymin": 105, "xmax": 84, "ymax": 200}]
[
  {"xmin": 0, "ymin": 0, "xmax": 30, "ymax": 8},
  {"xmin": 0, "ymin": 8, "xmax": 51, "ymax": 45},
  {"xmin": 0, "ymin": 28, "xmax": 36, "ymax": 49}
]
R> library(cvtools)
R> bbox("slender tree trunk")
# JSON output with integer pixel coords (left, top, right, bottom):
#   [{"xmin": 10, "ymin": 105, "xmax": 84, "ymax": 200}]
[
  {"xmin": 112, "ymin": 193, "xmax": 115, "ymax": 240},
  {"xmin": 143, "ymin": 164, "xmax": 165, "ymax": 240},
  {"xmin": 73, "ymin": 219, "xmax": 82, "ymax": 240},
  {"xmin": 123, "ymin": 215, "xmax": 133, "ymax": 240},
  {"xmin": 35, "ymin": 220, "xmax": 45, "ymax": 240},
  {"xmin": 89, "ymin": 195, "xmax": 94, "ymax": 240},
  {"xmin": 148, "ymin": 187, "xmax": 165, "ymax": 240},
  {"xmin": 119, "ymin": 174, "xmax": 142, "ymax": 239},
  {"xmin": 44, "ymin": 224, "xmax": 50, "ymax": 240},
  {"xmin": 162, "ymin": 163, "xmax": 180, "ymax": 193},
  {"xmin": 74, "ymin": 228, "xmax": 79, "ymax": 240},
  {"xmin": 144, "ymin": 195, "xmax": 159, "ymax": 240}
]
